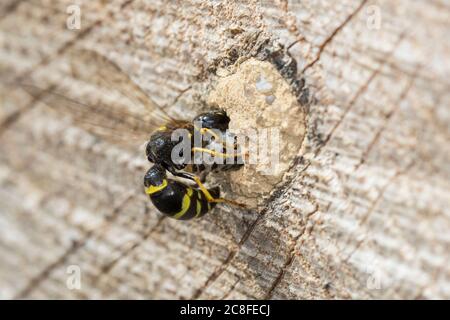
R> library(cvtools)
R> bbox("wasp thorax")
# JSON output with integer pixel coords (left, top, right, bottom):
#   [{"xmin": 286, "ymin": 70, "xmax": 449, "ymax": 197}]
[{"xmin": 193, "ymin": 110, "xmax": 230, "ymax": 131}]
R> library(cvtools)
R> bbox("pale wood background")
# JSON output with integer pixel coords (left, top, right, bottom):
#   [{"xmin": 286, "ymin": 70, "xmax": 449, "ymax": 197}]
[{"xmin": 0, "ymin": 0, "xmax": 449, "ymax": 299}]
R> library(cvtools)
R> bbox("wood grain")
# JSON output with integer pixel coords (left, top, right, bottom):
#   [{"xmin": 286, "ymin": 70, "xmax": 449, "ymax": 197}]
[{"xmin": 0, "ymin": 0, "xmax": 449, "ymax": 299}]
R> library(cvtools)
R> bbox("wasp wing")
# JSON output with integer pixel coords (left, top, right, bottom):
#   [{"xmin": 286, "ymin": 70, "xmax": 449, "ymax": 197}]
[
  {"xmin": 67, "ymin": 48, "xmax": 175, "ymax": 126},
  {"xmin": 15, "ymin": 82, "xmax": 153, "ymax": 145},
  {"xmin": 6, "ymin": 48, "xmax": 186, "ymax": 145}
]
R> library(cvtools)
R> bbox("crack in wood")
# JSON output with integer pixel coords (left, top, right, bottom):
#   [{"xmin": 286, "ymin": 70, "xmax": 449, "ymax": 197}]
[
  {"xmin": 264, "ymin": 204, "xmax": 320, "ymax": 299},
  {"xmin": 343, "ymin": 161, "xmax": 415, "ymax": 263},
  {"xmin": 0, "ymin": 83, "xmax": 49, "ymax": 136},
  {"xmin": 190, "ymin": 195, "xmax": 289, "ymax": 299},
  {"xmin": 1, "ymin": 0, "xmax": 138, "ymax": 136},
  {"xmin": 315, "ymin": 31, "xmax": 407, "ymax": 156},
  {"xmin": 13, "ymin": 192, "xmax": 136, "ymax": 298},
  {"xmin": 0, "ymin": 0, "xmax": 25, "ymax": 20},
  {"xmin": 302, "ymin": 0, "xmax": 369, "ymax": 73},
  {"xmin": 259, "ymin": 28, "xmax": 412, "ymax": 299},
  {"xmin": 95, "ymin": 216, "xmax": 166, "ymax": 280},
  {"xmin": 354, "ymin": 64, "xmax": 422, "ymax": 171},
  {"xmin": 333, "ymin": 63, "xmax": 422, "ymax": 263},
  {"xmin": 14, "ymin": 239, "xmax": 82, "ymax": 299},
  {"xmin": 191, "ymin": 160, "xmax": 312, "ymax": 299},
  {"xmin": 0, "ymin": 20, "xmax": 101, "ymax": 137},
  {"xmin": 219, "ymin": 277, "xmax": 241, "ymax": 300}
]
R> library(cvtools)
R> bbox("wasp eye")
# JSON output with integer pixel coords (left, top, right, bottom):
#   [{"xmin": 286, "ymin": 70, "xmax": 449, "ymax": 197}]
[
  {"xmin": 146, "ymin": 142, "xmax": 156, "ymax": 162},
  {"xmin": 147, "ymin": 151, "xmax": 155, "ymax": 163}
]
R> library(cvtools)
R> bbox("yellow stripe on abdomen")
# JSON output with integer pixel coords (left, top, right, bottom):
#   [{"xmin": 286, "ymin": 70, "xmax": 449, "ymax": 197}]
[
  {"xmin": 195, "ymin": 200, "xmax": 202, "ymax": 218},
  {"xmin": 173, "ymin": 188, "xmax": 193, "ymax": 219},
  {"xmin": 145, "ymin": 179, "xmax": 168, "ymax": 195}
]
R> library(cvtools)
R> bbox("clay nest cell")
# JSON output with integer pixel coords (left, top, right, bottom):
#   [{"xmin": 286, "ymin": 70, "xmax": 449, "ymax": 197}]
[{"xmin": 208, "ymin": 57, "xmax": 307, "ymax": 208}]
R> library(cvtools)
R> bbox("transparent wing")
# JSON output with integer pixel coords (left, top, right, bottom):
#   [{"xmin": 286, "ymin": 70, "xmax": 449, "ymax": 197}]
[
  {"xmin": 67, "ymin": 48, "xmax": 174, "ymax": 125},
  {"xmin": 16, "ymin": 82, "xmax": 153, "ymax": 145},
  {"xmin": 6, "ymin": 49, "xmax": 183, "ymax": 145}
]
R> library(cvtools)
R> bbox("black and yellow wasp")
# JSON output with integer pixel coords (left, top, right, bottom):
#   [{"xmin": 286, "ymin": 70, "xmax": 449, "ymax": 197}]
[
  {"xmin": 15, "ymin": 49, "xmax": 244, "ymax": 220},
  {"xmin": 143, "ymin": 108, "xmax": 244, "ymax": 220}
]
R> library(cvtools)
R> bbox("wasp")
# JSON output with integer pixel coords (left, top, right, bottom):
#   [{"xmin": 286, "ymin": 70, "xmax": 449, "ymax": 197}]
[
  {"xmin": 14, "ymin": 49, "xmax": 245, "ymax": 220},
  {"xmin": 144, "ymin": 109, "xmax": 246, "ymax": 220}
]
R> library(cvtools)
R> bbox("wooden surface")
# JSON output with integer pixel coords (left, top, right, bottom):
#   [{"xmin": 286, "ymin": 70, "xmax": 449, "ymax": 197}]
[{"xmin": 0, "ymin": 0, "xmax": 449, "ymax": 299}]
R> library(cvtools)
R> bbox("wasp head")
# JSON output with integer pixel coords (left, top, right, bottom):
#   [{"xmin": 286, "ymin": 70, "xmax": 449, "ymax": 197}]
[
  {"xmin": 145, "ymin": 140, "xmax": 157, "ymax": 163},
  {"xmin": 146, "ymin": 131, "xmax": 186, "ymax": 171}
]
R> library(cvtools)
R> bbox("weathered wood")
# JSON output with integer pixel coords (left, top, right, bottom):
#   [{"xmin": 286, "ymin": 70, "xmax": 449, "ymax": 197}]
[{"xmin": 0, "ymin": 0, "xmax": 449, "ymax": 299}]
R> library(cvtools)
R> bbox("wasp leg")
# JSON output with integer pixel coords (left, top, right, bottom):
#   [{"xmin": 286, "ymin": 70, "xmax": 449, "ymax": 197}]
[
  {"xmin": 192, "ymin": 176, "xmax": 246, "ymax": 208},
  {"xmin": 194, "ymin": 126, "xmax": 222, "ymax": 142},
  {"xmin": 197, "ymin": 169, "xmax": 209, "ymax": 183},
  {"xmin": 192, "ymin": 147, "xmax": 244, "ymax": 159},
  {"xmin": 196, "ymin": 127, "xmax": 241, "ymax": 152},
  {"xmin": 164, "ymin": 165, "xmax": 199, "ymax": 184},
  {"xmin": 166, "ymin": 167, "xmax": 214, "ymax": 190},
  {"xmin": 194, "ymin": 126, "xmax": 232, "ymax": 154},
  {"xmin": 167, "ymin": 168, "xmax": 245, "ymax": 208},
  {"xmin": 192, "ymin": 147, "xmax": 249, "ymax": 164}
]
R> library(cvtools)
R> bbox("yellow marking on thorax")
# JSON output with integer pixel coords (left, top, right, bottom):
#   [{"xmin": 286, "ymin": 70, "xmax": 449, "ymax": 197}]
[
  {"xmin": 173, "ymin": 188, "xmax": 193, "ymax": 219},
  {"xmin": 145, "ymin": 179, "xmax": 168, "ymax": 195}
]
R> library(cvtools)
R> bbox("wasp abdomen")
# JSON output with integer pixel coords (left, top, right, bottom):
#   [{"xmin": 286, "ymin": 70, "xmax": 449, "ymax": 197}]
[
  {"xmin": 144, "ymin": 165, "xmax": 220, "ymax": 220},
  {"xmin": 149, "ymin": 181, "xmax": 219, "ymax": 220}
]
